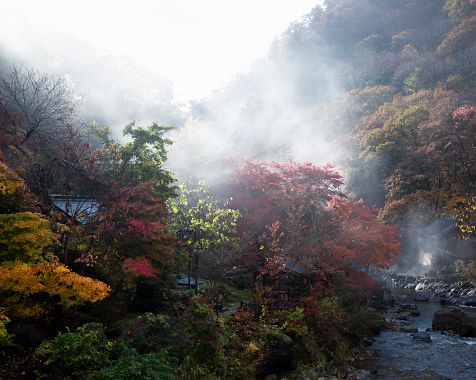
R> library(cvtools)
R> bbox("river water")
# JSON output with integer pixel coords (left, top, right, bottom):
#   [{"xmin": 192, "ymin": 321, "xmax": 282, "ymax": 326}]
[{"xmin": 359, "ymin": 292, "xmax": 476, "ymax": 380}]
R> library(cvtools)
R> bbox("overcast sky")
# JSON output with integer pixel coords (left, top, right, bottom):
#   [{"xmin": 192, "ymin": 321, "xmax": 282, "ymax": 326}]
[{"xmin": 0, "ymin": 0, "xmax": 320, "ymax": 101}]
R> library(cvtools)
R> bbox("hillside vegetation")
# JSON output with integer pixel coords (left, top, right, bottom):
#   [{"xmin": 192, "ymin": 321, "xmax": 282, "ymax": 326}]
[{"xmin": 0, "ymin": 1, "xmax": 475, "ymax": 379}]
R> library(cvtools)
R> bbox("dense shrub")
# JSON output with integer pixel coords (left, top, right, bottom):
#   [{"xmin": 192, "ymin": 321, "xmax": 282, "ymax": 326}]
[
  {"xmin": 118, "ymin": 312, "xmax": 170, "ymax": 353},
  {"xmin": 36, "ymin": 323, "xmax": 110, "ymax": 379},
  {"xmin": 0, "ymin": 312, "xmax": 12, "ymax": 347},
  {"xmin": 88, "ymin": 348, "xmax": 174, "ymax": 380}
]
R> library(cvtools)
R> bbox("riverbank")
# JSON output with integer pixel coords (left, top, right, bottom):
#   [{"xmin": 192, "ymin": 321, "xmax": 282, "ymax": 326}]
[
  {"xmin": 382, "ymin": 272, "xmax": 476, "ymax": 306},
  {"xmin": 356, "ymin": 292, "xmax": 476, "ymax": 380}
]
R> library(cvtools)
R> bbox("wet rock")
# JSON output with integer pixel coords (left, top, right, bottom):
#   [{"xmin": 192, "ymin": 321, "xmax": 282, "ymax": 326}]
[
  {"xmin": 412, "ymin": 332, "xmax": 432, "ymax": 342},
  {"xmin": 362, "ymin": 336, "xmax": 374, "ymax": 346},
  {"xmin": 415, "ymin": 292, "xmax": 430, "ymax": 301},
  {"xmin": 415, "ymin": 282, "xmax": 426, "ymax": 291},
  {"xmin": 400, "ymin": 326, "xmax": 418, "ymax": 333},
  {"xmin": 408, "ymin": 368, "xmax": 451, "ymax": 379},
  {"xmin": 399, "ymin": 303, "xmax": 417, "ymax": 311},
  {"xmin": 409, "ymin": 309, "xmax": 421, "ymax": 316},
  {"xmin": 466, "ymin": 289, "xmax": 476, "ymax": 297},
  {"xmin": 432, "ymin": 308, "xmax": 476, "ymax": 337},
  {"xmin": 256, "ymin": 331, "xmax": 294, "ymax": 376},
  {"xmin": 460, "ymin": 295, "xmax": 476, "ymax": 307},
  {"xmin": 439, "ymin": 295, "xmax": 455, "ymax": 306},
  {"xmin": 395, "ymin": 303, "xmax": 421, "ymax": 317}
]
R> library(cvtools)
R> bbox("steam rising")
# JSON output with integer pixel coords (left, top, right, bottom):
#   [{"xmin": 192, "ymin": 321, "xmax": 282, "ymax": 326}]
[
  {"xmin": 419, "ymin": 252, "xmax": 432, "ymax": 266},
  {"xmin": 1, "ymin": 1, "xmax": 467, "ymax": 275},
  {"xmin": 167, "ymin": 31, "xmax": 348, "ymax": 180},
  {"xmin": 0, "ymin": 1, "xmax": 335, "ymax": 179}
]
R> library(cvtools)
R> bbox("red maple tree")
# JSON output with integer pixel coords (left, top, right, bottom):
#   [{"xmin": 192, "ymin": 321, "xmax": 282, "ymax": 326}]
[
  {"xmin": 94, "ymin": 181, "xmax": 176, "ymax": 277},
  {"xmin": 228, "ymin": 160, "xmax": 400, "ymax": 280}
]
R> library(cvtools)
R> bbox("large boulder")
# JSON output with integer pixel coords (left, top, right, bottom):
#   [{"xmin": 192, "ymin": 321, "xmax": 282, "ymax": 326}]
[
  {"xmin": 432, "ymin": 308, "xmax": 476, "ymax": 337},
  {"xmin": 255, "ymin": 330, "xmax": 294, "ymax": 377}
]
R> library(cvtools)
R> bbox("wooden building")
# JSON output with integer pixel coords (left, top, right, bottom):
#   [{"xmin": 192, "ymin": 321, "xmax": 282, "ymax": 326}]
[
  {"xmin": 272, "ymin": 259, "xmax": 314, "ymax": 307},
  {"xmin": 419, "ymin": 217, "xmax": 476, "ymax": 266}
]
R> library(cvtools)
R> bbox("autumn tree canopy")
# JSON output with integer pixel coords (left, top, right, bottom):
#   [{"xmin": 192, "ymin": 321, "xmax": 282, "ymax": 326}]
[
  {"xmin": 0, "ymin": 160, "xmax": 110, "ymax": 319},
  {"xmin": 229, "ymin": 160, "xmax": 400, "ymax": 278}
]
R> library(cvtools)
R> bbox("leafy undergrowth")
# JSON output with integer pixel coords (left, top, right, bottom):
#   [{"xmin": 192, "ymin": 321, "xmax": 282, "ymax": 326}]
[{"xmin": 5, "ymin": 277, "xmax": 382, "ymax": 380}]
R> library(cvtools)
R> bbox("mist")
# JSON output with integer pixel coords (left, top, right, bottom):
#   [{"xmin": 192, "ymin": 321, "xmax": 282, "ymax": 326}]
[
  {"xmin": 167, "ymin": 14, "xmax": 350, "ymax": 182},
  {"xmin": 0, "ymin": 1, "xmax": 345, "ymax": 182},
  {"xmin": 1, "ymin": 2, "xmax": 476, "ymax": 377},
  {"xmin": 0, "ymin": 38, "xmax": 186, "ymax": 136}
]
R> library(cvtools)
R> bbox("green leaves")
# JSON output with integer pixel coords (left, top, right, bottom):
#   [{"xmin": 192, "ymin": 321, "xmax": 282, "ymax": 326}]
[
  {"xmin": 168, "ymin": 180, "xmax": 241, "ymax": 254},
  {"xmin": 404, "ymin": 69, "xmax": 422, "ymax": 95},
  {"xmin": 444, "ymin": 0, "xmax": 471, "ymax": 20},
  {"xmin": 36, "ymin": 323, "xmax": 111, "ymax": 379},
  {"xmin": 168, "ymin": 181, "xmax": 241, "ymax": 281},
  {"xmin": 455, "ymin": 259, "xmax": 476, "ymax": 282},
  {"xmin": 88, "ymin": 349, "xmax": 174, "ymax": 380},
  {"xmin": 93, "ymin": 122, "xmax": 176, "ymax": 200},
  {"xmin": 362, "ymin": 103, "xmax": 429, "ymax": 160}
]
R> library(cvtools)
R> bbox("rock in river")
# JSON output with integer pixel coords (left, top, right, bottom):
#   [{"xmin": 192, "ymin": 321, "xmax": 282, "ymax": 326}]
[
  {"xmin": 460, "ymin": 295, "xmax": 476, "ymax": 307},
  {"xmin": 432, "ymin": 308, "xmax": 476, "ymax": 337},
  {"xmin": 412, "ymin": 332, "xmax": 432, "ymax": 343},
  {"xmin": 415, "ymin": 292, "xmax": 430, "ymax": 301}
]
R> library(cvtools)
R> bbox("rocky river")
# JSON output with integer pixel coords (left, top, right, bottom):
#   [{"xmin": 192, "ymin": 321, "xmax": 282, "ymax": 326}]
[{"xmin": 358, "ymin": 288, "xmax": 476, "ymax": 380}]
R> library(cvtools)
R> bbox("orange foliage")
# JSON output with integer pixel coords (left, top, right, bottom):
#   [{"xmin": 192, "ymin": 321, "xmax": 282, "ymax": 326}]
[
  {"xmin": 0, "ymin": 161, "xmax": 110, "ymax": 319},
  {"xmin": 0, "ymin": 161, "xmax": 36, "ymax": 213},
  {"xmin": 0, "ymin": 258, "xmax": 110, "ymax": 317}
]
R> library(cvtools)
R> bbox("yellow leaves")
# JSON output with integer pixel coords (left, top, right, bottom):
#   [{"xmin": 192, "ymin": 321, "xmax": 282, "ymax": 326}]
[
  {"xmin": 0, "ymin": 311, "xmax": 12, "ymax": 345},
  {"xmin": 0, "ymin": 162, "xmax": 26, "ymax": 196},
  {"xmin": 43, "ymin": 263, "xmax": 111, "ymax": 307},
  {"xmin": 0, "ymin": 259, "xmax": 110, "ymax": 317},
  {"xmin": 35, "ymin": 259, "xmax": 111, "ymax": 306},
  {"xmin": 455, "ymin": 259, "xmax": 476, "ymax": 282},
  {"xmin": 0, "ymin": 262, "xmax": 46, "ymax": 294},
  {"xmin": 0, "ymin": 165, "xmax": 110, "ymax": 321},
  {"xmin": 53, "ymin": 222, "xmax": 70, "ymax": 235},
  {"xmin": 454, "ymin": 195, "xmax": 476, "ymax": 239},
  {"xmin": 244, "ymin": 341, "xmax": 260, "ymax": 359},
  {"xmin": 0, "ymin": 212, "xmax": 57, "ymax": 262}
]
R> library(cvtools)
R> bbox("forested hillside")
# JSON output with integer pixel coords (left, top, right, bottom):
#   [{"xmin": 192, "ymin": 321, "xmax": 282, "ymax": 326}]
[
  {"xmin": 193, "ymin": 0, "xmax": 476, "ymax": 221},
  {"xmin": 0, "ymin": 1, "xmax": 475, "ymax": 379},
  {"xmin": 182, "ymin": 0, "xmax": 476, "ymax": 265}
]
